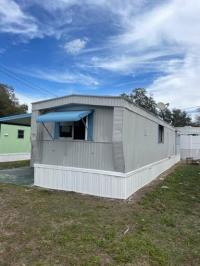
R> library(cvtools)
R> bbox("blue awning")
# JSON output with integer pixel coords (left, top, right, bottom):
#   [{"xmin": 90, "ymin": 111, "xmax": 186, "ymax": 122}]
[
  {"xmin": 37, "ymin": 110, "xmax": 92, "ymax": 123},
  {"xmin": 0, "ymin": 113, "xmax": 32, "ymax": 126}
]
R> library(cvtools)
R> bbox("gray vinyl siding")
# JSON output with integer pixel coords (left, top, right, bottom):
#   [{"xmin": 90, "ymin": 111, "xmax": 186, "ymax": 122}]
[
  {"xmin": 112, "ymin": 107, "xmax": 125, "ymax": 172},
  {"xmin": 32, "ymin": 95, "xmax": 174, "ymax": 131},
  {"xmin": 37, "ymin": 106, "xmax": 113, "ymax": 143},
  {"xmin": 31, "ymin": 95, "xmax": 177, "ymax": 172},
  {"xmin": 93, "ymin": 107, "xmax": 113, "ymax": 142},
  {"xmin": 32, "ymin": 95, "xmax": 123, "ymax": 111},
  {"xmin": 37, "ymin": 140, "xmax": 114, "ymax": 170},
  {"xmin": 31, "ymin": 106, "xmax": 114, "ymax": 170},
  {"xmin": 122, "ymin": 108, "xmax": 176, "ymax": 172}
]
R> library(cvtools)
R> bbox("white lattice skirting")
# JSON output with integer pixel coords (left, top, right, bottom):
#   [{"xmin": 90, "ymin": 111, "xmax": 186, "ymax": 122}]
[
  {"xmin": 34, "ymin": 155, "xmax": 180, "ymax": 199},
  {"xmin": 0, "ymin": 153, "xmax": 31, "ymax": 162}
]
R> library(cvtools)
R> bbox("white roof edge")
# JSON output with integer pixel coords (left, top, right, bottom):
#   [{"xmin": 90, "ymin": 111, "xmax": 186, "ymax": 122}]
[{"xmin": 32, "ymin": 94, "xmax": 122, "ymax": 105}]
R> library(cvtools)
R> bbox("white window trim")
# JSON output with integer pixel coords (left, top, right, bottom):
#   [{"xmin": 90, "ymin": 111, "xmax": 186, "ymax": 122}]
[
  {"xmin": 85, "ymin": 116, "xmax": 88, "ymax": 141},
  {"xmin": 59, "ymin": 122, "xmax": 74, "ymax": 140},
  {"xmin": 158, "ymin": 125, "xmax": 164, "ymax": 144}
]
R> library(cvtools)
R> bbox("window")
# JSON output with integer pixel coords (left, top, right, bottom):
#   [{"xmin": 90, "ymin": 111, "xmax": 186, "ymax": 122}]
[
  {"xmin": 18, "ymin": 130, "xmax": 24, "ymax": 139},
  {"xmin": 74, "ymin": 118, "xmax": 86, "ymax": 140},
  {"xmin": 158, "ymin": 125, "xmax": 164, "ymax": 143},
  {"xmin": 59, "ymin": 123, "xmax": 73, "ymax": 138},
  {"xmin": 57, "ymin": 118, "xmax": 87, "ymax": 140}
]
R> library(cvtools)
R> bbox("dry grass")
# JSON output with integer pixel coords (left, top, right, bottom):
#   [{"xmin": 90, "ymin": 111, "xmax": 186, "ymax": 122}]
[{"xmin": 0, "ymin": 164, "xmax": 200, "ymax": 265}]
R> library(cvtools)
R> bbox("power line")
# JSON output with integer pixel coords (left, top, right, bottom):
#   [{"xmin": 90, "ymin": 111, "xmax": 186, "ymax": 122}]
[
  {"xmin": 0, "ymin": 64, "xmax": 199, "ymax": 112},
  {"xmin": 180, "ymin": 106, "xmax": 200, "ymax": 111},
  {"xmin": 0, "ymin": 64, "xmax": 58, "ymax": 97}
]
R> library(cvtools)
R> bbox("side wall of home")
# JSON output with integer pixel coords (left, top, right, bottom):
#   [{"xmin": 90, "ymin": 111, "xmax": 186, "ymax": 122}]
[{"xmin": 122, "ymin": 108, "xmax": 177, "ymax": 172}]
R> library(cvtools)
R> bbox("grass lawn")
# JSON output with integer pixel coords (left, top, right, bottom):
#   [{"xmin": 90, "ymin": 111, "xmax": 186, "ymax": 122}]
[
  {"xmin": 0, "ymin": 164, "xmax": 200, "ymax": 265},
  {"xmin": 0, "ymin": 160, "xmax": 30, "ymax": 170}
]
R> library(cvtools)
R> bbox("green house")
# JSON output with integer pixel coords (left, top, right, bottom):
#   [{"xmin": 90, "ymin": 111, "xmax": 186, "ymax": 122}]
[{"xmin": 0, "ymin": 114, "xmax": 31, "ymax": 162}]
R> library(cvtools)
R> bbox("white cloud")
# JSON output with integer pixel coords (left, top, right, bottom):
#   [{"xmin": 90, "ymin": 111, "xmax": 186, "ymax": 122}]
[
  {"xmin": 148, "ymin": 52, "xmax": 200, "ymax": 110},
  {"xmin": 25, "ymin": 0, "xmax": 145, "ymax": 40},
  {"xmin": 0, "ymin": 0, "xmax": 39, "ymax": 38},
  {"xmin": 0, "ymin": 0, "xmax": 144, "ymax": 41},
  {"xmin": 95, "ymin": 0, "xmax": 200, "ymax": 72},
  {"xmin": 32, "ymin": 0, "xmax": 143, "ymax": 15},
  {"xmin": 1, "ymin": 0, "xmax": 199, "ymax": 111},
  {"xmin": 0, "ymin": 0, "xmax": 73, "ymax": 40},
  {"xmin": 64, "ymin": 38, "xmax": 88, "ymax": 54},
  {"xmin": 24, "ymin": 69, "xmax": 99, "ymax": 86},
  {"xmin": 90, "ymin": 50, "xmax": 179, "ymax": 73},
  {"xmin": 87, "ymin": 0, "xmax": 200, "ymax": 109},
  {"xmin": 39, "ymin": 71, "xmax": 98, "ymax": 86},
  {"xmin": 15, "ymin": 92, "xmax": 42, "ymax": 112},
  {"xmin": 114, "ymin": 0, "xmax": 200, "ymax": 50},
  {"xmin": 129, "ymin": 0, "xmax": 200, "ymax": 110}
]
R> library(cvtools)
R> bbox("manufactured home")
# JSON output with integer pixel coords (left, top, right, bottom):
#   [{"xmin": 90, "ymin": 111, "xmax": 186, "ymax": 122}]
[
  {"xmin": 176, "ymin": 126, "xmax": 200, "ymax": 160},
  {"xmin": 0, "ymin": 114, "xmax": 31, "ymax": 162},
  {"xmin": 30, "ymin": 95, "xmax": 180, "ymax": 199}
]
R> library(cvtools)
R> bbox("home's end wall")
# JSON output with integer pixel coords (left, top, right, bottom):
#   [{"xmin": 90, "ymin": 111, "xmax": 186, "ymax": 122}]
[
  {"xmin": 122, "ymin": 108, "xmax": 177, "ymax": 172},
  {"xmin": 0, "ymin": 124, "xmax": 31, "ymax": 154},
  {"xmin": 31, "ymin": 106, "xmax": 115, "ymax": 171}
]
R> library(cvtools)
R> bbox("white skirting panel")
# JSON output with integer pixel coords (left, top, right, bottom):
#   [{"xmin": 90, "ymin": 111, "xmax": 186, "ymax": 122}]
[
  {"xmin": 125, "ymin": 154, "xmax": 180, "ymax": 198},
  {"xmin": 0, "ymin": 153, "xmax": 31, "ymax": 162},
  {"xmin": 34, "ymin": 155, "xmax": 180, "ymax": 199}
]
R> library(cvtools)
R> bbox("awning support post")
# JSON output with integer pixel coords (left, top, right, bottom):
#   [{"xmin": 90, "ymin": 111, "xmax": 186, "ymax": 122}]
[
  {"xmin": 42, "ymin": 122, "xmax": 54, "ymax": 140},
  {"xmin": 81, "ymin": 117, "xmax": 88, "ymax": 129}
]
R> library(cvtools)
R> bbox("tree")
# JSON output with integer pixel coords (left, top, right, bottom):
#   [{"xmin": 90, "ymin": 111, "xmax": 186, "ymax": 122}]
[
  {"xmin": 121, "ymin": 88, "xmax": 158, "ymax": 115},
  {"xmin": 121, "ymin": 88, "xmax": 192, "ymax": 126},
  {"xmin": 159, "ymin": 108, "xmax": 172, "ymax": 124},
  {"xmin": 195, "ymin": 116, "xmax": 200, "ymax": 126},
  {"xmin": 170, "ymin": 109, "xmax": 191, "ymax": 127},
  {"xmin": 194, "ymin": 108, "xmax": 200, "ymax": 126},
  {"xmin": 159, "ymin": 108, "xmax": 192, "ymax": 127},
  {"xmin": 0, "ymin": 83, "xmax": 28, "ymax": 116}
]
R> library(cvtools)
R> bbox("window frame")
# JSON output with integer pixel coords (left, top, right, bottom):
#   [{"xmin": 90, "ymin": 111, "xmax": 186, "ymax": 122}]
[
  {"xmin": 57, "ymin": 116, "xmax": 88, "ymax": 141},
  {"xmin": 158, "ymin": 124, "xmax": 164, "ymax": 144},
  {"xmin": 17, "ymin": 129, "xmax": 24, "ymax": 139},
  {"xmin": 59, "ymin": 122, "xmax": 74, "ymax": 139}
]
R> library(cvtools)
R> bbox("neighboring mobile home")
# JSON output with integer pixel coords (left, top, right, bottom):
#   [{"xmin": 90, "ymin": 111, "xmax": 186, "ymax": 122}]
[
  {"xmin": 176, "ymin": 126, "xmax": 200, "ymax": 160},
  {"xmin": 0, "ymin": 114, "xmax": 31, "ymax": 162},
  {"xmin": 31, "ymin": 95, "xmax": 180, "ymax": 199}
]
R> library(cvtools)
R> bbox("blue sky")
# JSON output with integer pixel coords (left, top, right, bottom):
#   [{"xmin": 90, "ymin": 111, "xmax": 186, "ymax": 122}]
[{"xmin": 0, "ymin": 0, "xmax": 199, "ymax": 115}]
